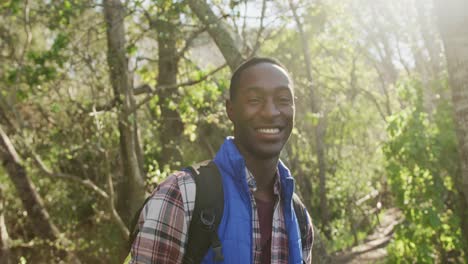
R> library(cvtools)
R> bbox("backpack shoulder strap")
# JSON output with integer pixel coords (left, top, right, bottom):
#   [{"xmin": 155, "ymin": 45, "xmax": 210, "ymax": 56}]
[
  {"xmin": 183, "ymin": 160, "xmax": 224, "ymax": 264},
  {"xmin": 292, "ymin": 193, "xmax": 309, "ymax": 242}
]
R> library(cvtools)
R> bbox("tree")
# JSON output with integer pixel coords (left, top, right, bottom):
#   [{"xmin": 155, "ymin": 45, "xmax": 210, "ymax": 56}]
[
  {"xmin": 187, "ymin": 0, "xmax": 244, "ymax": 71},
  {"xmin": 0, "ymin": 184, "xmax": 10, "ymax": 264},
  {"xmin": 289, "ymin": 0, "xmax": 330, "ymax": 236},
  {"xmin": 0, "ymin": 127, "xmax": 59, "ymax": 241},
  {"xmin": 3, "ymin": 0, "xmax": 467, "ymax": 261},
  {"xmin": 435, "ymin": 0, "xmax": 468, "ymax": 255},
  {"xmin": 103, "ymin": 0, "xmax": 145, "ymax": 225},
  {"xmin": 0, "ymin": 126, "xmax": 80, "ymax": 263},
  {"xmin": 151, "ymin": 1, "xmax": 185, "ymax": 168}
]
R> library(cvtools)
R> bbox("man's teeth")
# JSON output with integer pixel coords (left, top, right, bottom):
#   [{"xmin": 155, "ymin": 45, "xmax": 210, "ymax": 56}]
[{"xmin": 257, "ymin": 128, "xmax": 280, "ymax": 134}]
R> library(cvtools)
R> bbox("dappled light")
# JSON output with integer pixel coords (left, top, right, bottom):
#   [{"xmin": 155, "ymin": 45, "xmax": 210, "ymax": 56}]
[{"xmin": 0, "ymin": 0, "xmax": 467, "ymax": 263}]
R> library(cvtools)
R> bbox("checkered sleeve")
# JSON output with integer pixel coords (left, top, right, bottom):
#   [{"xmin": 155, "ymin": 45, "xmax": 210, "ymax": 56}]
[
  {"xmin": 129, "ymin": 171, "xmax": 196, "ymax": 264},
  {"xmin": 302, "ymin": 209, "xmax": 314, "ymax": 264}
]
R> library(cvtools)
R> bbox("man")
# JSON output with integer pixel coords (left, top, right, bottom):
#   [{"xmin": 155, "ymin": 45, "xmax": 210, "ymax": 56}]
[{"xmin": 129, "ymin": 57, "xmax": 314, "ymax": 263}]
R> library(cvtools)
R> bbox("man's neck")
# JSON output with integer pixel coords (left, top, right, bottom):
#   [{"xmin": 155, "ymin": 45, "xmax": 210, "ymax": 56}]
[
  {"xmin": 247, "ymin": 158, "xmax": 278, "ymax": 202},
  {"xmin": 233, "ymin": 140, "xmax": 280, "ymax": 200},
  {"xmin": 240, "ymin": 152, "xmax": 279, "ymax": 202},
  {"xmin": 245, "ymin": 158, "xmax": 278, "ymax": 190}
]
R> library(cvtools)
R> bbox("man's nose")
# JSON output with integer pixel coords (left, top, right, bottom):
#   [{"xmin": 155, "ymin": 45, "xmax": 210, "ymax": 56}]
[{"xmin": 261, "ymin": 99, "xmax": 280, "ymax": 117}]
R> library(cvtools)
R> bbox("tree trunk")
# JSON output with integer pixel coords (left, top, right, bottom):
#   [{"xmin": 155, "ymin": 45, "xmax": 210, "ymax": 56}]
[
  {"xmin": 0, "ymin": 185, "xmax": 11, "ymax": 264},
  {"xmin": 415, "ymin": 0, "xmax": 442, "ymax": 75},
  {"xmin": 285, "ymin": 143, "xmax": 313, "ymax": 211},
  {"xmin": 186, "ymin": 0, "xmax": 244, "ymax": 71},
  {"xmin": 435, "ymin": 0, "xmax": 468, "ymax": 254},
  {"xmin": 312, "ymin": 225, "xmax": 331, "ymax": 264},
  {"xmin": 0, "ymin": 127, "xmax": 60, "ymax": 241},
  {"xmin": 0, "ymin": 127, "xmax": 81, "ymax": 263},
  {"xmin": 153, "ymin": 13, "xmax": 184, "ymax": 168},
  {"xmin": 103, "ymin": 0, "xmax": 145, "ymax": 225},
  {"xmin": 289, "ymin": 0, "xmax": 330, "ymax": 236},
  {"xmin": 458, "ymin": 190, "xmax": 468, "ymax": 260}
]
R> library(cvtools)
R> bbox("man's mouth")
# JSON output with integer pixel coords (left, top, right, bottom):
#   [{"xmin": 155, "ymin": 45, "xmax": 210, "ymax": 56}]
[{"xmin": 256, "ymin": 128, "xmax": 281, "ymax": 134}]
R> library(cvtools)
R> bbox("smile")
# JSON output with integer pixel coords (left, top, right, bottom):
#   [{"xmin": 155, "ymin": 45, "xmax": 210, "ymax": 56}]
[{"xmin": 256, "ymin": 128, "xmax": 281, "ymax": 134}]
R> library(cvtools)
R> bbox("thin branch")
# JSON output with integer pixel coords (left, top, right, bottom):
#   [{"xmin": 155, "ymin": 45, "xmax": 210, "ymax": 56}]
[
  {"xmin": 289, "ymin": 0, "xmax": 318, "ymax": 112},
  {"xmin": 0, "ymin": 185, "xmax": 10, "ymax": 260},
  {"xmin": 182, "ymin": 55, "xmax": 223, "ymax": 88},
  {"xmin": 20, "ymin": 0, "xmax": 32, "ymax": 64},
  {"xmin": 358, "ymin": 88, "xmax": 388, "ymax": 123},
  {"xmin": 394, "ymin": 33, "xmax": 412, "ymax": 77},
  {"xmin": 241, "ymin": 1, "xmax": 248, "ymax": 44},
  {"xmin": 252, "ymin": 0, "xmax": 268, "ymax": 54},
  {"xmin": 136, "ymin": 56, "xmax": 158, "ymax": 63},
  {"xmin": 90, "ymin": 62, "xmax": 227, "ymax": 114},
  {"xmin": 31, "ymin": 152, "xmax": 109, "ymax": 200},
  {"xmin": 0, "ymin": 126, "xmax": 22, "ymax": 164},
  {"xmin": 356, "ymin": 43, "xmax": 393, "ymax": 116},
  {"xmin": 134, "ymin": 84, "xmax": 153, "ymax": 96},
  {"xmin": 29, "ymin": 144, "xmax": 130, "ymax": 238},
  {"xmin": 230, "ymin": 3, "xmax": 241, "ymax": 38},
  {"xmin": 130, "ymin": 63, "xmax": 227, "ymax": 114},
  {"xmin": 143, "ymin": 9, "xmax": 153, "ymax": 28},
  {"xmin": 176, "ymin": 25, "xmax": 209, "ymax": 59},
  {"xmin": 104, "ymin": 151, "xmax": 129, "ymax": 238},
  {"xmin": 4, "ymin": 124, "xmax": 129, "ymax": 239},
  {"xmin": 86, "ymin": 61, "xmax": 224, "ymax": 114},
  {"xmin": 94, "ymin": 98, "xmax": 120, "ymax": 112}
]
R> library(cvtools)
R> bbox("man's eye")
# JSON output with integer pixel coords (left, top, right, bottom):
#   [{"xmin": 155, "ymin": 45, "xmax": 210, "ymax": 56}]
[
  {"xmin": 248, "ymin": 98, "xmax": 261, "ymax": 103},
  {"xmin": 278, "ymin": 97, "xmax": 292, "ymax": 104}
]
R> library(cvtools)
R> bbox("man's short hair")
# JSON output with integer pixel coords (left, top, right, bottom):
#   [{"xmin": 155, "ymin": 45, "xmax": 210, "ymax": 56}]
[{"xmin": 229, "ymin": 57, "xmax": 288, "ymax": 101}]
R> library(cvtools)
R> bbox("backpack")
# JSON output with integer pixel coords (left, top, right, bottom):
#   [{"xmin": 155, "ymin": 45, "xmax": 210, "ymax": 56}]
[{"xmin": 128, "ymin": 161, "xmax": 309, "ymax": 263}]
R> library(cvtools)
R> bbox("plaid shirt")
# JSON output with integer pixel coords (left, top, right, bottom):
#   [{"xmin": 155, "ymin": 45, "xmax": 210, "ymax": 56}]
[{"xmin": 130, "ymin": 168, "xmax": 313, "ymax": 264}]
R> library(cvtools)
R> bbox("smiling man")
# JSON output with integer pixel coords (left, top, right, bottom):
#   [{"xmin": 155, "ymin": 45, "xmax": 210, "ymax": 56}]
[{"xmin": 129, "ymin": 57, "xmax": 314, "ymax": 264}]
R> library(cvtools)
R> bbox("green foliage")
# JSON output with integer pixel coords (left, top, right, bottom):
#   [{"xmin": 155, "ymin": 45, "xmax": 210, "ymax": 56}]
[
  {"xmin": 1, "ymin": 0, "xmax": 466, "ymax": 262},
  {"xmin": 45, "ymin": 0, "xmax": 85, "ymax": 29},
  {"xmin": 3, "ymin": 32, "xmax": 70, "ymax": 101},
  {"xmin": 0, "ymin": 0, "xmax": 21, "ymax": 14},
  {"xmin": 384, "ymin": 77, "xmax": 464, "ymax": 262},
  {"xmin": 142, "ymin": 65, "xmax": 230, "ymax": 180},
  {"xmin": 262, "ymin": 1, "xmax": 387, "ymax": 252}
]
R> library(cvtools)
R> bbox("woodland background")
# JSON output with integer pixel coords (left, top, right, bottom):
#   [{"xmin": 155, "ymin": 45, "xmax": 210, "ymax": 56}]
[{"xmin": 0, "ymin": 0, "xmax": 467, "ymax": 263}]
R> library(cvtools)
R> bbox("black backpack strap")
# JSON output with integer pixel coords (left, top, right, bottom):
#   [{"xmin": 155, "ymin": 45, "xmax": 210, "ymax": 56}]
[
  {"xmin": 292, "ymin": 193, "xmax": 309, "ymax": 242},
  {"xmin": 183, "ymin": 161, "xmax": 224, "ymax": 264},
  {"xmin": 128, "ymin": 162, "xmax": 306, "ymax": 263}
]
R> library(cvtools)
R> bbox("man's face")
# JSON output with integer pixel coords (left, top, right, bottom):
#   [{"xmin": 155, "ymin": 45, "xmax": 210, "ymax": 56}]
[{"xmin": 227, "ymin": 62, "xmax": 295, "ymax": 160}]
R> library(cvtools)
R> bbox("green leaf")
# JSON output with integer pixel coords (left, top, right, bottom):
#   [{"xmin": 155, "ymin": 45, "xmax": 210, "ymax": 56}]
[
  {"xmin": 51, "ymin": 103, "xmax": 61, "ymax": 113},
  {"xmin": 126, "ymin": 44, "xmax": 138, "ymax": 56}
]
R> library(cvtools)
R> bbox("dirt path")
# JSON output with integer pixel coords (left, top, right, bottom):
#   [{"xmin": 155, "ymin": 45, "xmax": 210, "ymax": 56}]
[{"xmin": 331, "ymin": 208, "xmax": 404, "ymax": 264}]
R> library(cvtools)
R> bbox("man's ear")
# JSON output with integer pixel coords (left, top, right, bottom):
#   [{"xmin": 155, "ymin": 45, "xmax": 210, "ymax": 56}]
[{"xmin": 226, "ymin": 99, "xmax": 234, "ymax": 122}]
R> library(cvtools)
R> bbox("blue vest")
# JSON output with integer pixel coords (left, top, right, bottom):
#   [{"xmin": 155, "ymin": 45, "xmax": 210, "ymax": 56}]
[{"xmin": 200, "ymin": 138, "xmax": 303, "ymax": 264}]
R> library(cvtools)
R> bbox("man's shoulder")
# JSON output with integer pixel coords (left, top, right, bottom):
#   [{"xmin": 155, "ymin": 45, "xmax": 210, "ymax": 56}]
[
  {"xmin": 292, "ymin": 193, "xmax": 313, "ymax": 224},
  {"xmin": 148, "ymin": 169, "xmax": 194, "ymax": 197},
  {"xmin": 189, "ymin": 160, "xmax": 212, "ymax": 174},
  {"xmin": 147, "ymin": 160, "xmax": 216, "ymax": 201}
]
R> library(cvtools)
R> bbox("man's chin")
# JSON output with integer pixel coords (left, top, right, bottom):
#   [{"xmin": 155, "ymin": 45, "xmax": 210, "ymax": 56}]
[
  {"xmin": 234, "ymin": 137, "xmax": 285, "ymax": 160},
  {"xmin": 250, "ymin": 145, "xmax": 283, "ymax": 160}
]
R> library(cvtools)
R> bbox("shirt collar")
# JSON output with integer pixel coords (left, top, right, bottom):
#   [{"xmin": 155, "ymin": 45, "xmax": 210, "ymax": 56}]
[{"xmin": 245, "ymin": 167, "xmax": 281, "ymax": 196}]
